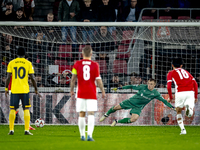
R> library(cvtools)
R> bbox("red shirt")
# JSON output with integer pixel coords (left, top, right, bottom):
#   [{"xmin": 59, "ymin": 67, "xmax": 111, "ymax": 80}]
[
  {"xmin": 167, "ymin": 68, "xmax": 198, "ymax": 99},
  {"xmin": 72, "ymin": 59, "xmax": 101, "ymax": 99},
  {"xmin": 8, "ymin": 76, "xmax": 12, "ymax": 91}
]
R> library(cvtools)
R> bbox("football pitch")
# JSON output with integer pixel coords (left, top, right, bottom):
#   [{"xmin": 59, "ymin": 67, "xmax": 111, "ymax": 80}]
[{"xmin": 0, "ymin": 125, "xmax": 199, "ymax": 150}]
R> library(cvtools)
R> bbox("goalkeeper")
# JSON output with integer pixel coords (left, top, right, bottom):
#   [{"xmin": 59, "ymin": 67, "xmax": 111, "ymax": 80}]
[{"xmin": 100, "ymin": 78, "xmax": 175, "ymax": 126}]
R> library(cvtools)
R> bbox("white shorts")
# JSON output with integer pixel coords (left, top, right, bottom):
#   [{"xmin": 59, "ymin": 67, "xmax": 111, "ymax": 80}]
[
  {"xmin": 76, "ymin": 98, "xmax": 97, "ymax": 112},
  {"xmin": 175, "ymin": 91, "xmax": 195, "ymax": 108}
]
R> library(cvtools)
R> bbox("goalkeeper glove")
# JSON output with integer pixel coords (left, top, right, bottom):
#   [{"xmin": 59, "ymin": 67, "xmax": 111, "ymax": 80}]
[
  {"xmin": 113, "ymin": 87, "xmax": 122, "ymax": 92},
  {"xmin": 171, "ymin": 106, "xmax": 176, "ymax": 111}
]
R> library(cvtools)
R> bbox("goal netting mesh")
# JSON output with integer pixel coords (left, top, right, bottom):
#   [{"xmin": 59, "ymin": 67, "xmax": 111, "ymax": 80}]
[{"xmin": 0, "ymin": 21, "xmax": 200, "ymax": 125}]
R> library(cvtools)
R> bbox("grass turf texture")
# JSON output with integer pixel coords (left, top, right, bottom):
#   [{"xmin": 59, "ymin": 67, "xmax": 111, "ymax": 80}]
[{"xmin": 0, "ymin": 125, "xmax": 199, "ymax": 150}]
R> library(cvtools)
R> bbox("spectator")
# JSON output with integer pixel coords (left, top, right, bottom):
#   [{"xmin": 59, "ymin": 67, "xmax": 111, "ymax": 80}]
[
  {"xmin": 58, "ymin": 0, "xmax": 80, "ymax": 58},
  {"xmin": 53, "ymin": 0, "xmax": 61, "ymax": 21},
  {"xmin": 120, "ymin": 0, "xmax": 141, "ymax": 22},
  {"xmin": 1, "ymin": 2, "xmax": 15, "ymax": 21},
  {"xmin": 78, "ymin": 0, "xmax": 97, "ymax": 43},
  {"xmin": 14, "ymin": 8, "xmax": 27, "ymax": 29},
  {"xmin": 129, "ymin": 74, "xmax": 142, "ymax": 85},
  {"xmin": 0, "ymin": 75, "xmax": 6, "ymax": 87},
  {"xmin": 157, "ymin": 0, "xmax": 177, "ymax": 19},
  {"xmin": 32, "ymin": 30, "xmax": 49, "ymax": 73},
  {"xmin": 1, "ymin": 34, "xmax": 17, "ymax": 65},
  {"xmin": 20, "ymin": 0, "xmax": 35, "ymax": 21},
  {"xmin": 97, "ymin": 0, "xmax": 116, "ymax": 34},
  {"xmin": 44, "ymin": 13, "xmax": 57, "ymax": 41},
  {"xmin": 93, "ymin": 26, "xmax": 115, "ymax": 64},
  {"xmin": 175, "ymin": 0, "xmax": 191, "ymax": 17},
  {"xmin": 110, "ymin": 74, "xmax": 123, "ymax": 87},
  {"xmin": 137, "ymin": 0, "xmax": 160, "ymax": 19}
]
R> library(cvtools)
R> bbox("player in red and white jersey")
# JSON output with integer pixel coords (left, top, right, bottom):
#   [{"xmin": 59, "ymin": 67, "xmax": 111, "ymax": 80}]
[
  {"xmin": 167, "ymin": 58, "xmax": 198, "ymax": 135},
  {"xmin": 70, "ymin": 45, "xmax": 105, "ymax": 141}
]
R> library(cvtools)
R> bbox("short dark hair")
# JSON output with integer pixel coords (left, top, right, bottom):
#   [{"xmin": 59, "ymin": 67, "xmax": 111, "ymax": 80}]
[
  {"xmin": 17, "ymin": 47, "xmax": 26, "ymax": 56},
  {"xmin": 172, "ymin": 58, "xmax": 183, "ymax": 68},
  {"xmin": 148, "ymin": 78, "xmax": 157, "ymax": 84},
  {"xmin": 82, "ymin": 45, "xmax": 92, "ymax": 57},
  {"xmin": 6, "ymin": 2, "xmax": 13, "ymax": 5}
]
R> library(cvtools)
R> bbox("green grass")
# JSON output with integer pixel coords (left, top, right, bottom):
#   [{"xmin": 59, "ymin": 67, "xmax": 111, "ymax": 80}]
[{"xmin": 0, "ymin": 125, "xmax": 200, "ymax": 150}]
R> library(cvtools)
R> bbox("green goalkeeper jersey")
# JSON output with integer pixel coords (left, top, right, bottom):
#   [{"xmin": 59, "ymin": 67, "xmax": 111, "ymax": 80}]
[{"xmin": 122, "ymin": 84, "xmax": 173, "ymax": 109}]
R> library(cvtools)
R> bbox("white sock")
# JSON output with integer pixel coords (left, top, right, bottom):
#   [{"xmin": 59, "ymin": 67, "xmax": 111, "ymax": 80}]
[
  {"xmin": 18, "ymin": 105, "xmax": 24, "ymax": 122},
  {"xmin": 177, "ymin": 114, "xmax": 185, "ymax": 130},
  {"xmin": 87, "ymin": 115, "xmax": 95, "ymax": 137},
  {"xmin": 78, "ymin": 117, "xmax": 85, "ymax": 137}
]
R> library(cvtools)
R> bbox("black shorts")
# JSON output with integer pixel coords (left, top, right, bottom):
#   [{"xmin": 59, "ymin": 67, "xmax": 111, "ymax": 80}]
[{"xmin": 10, "ymin": 93, "xmax": 31, "ymax": 109}]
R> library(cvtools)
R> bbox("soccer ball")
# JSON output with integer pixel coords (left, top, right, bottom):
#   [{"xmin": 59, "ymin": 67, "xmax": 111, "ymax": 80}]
[{"xmin": 35, "ymin": 118, "xmax": 45, "ymax": 127}]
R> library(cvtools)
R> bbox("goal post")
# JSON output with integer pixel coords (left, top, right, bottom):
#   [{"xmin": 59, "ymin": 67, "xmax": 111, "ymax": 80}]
[{"xmin": 0, "ymin": 21, "xmax": 200, "ymax": 125}]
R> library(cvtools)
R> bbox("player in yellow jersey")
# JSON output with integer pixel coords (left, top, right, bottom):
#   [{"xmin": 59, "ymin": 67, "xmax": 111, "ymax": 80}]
[{"xmin": 5, "ymin": 47, "xmax": 41, "ymax": 135}]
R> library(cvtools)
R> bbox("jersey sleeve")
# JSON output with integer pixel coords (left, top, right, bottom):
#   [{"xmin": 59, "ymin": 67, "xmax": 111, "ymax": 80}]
[
  {"xmin": 167, "ymin": 71, "xmax": 173, "ymax": 99},
  {"xmin": 29, "ymin": 63, "xmax": 35, "ymax": 74},
  {"xmin": 95, "ymin": 63, "xmax": 101, "ymax": 79},
  {"xmin": 155, "ymin": 93, "xmax": 173, "ymax": 108},
  {"xmin": 7, "ymin": 62, "xmax": 12, "ymax": 73}
]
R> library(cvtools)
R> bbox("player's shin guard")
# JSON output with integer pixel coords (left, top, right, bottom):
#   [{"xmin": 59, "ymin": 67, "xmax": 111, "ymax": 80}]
[
  {"xmin": 24, "ymin": 109, "xmax": 30, "ymax": 131},
  {"xmin": 106, "ymin": 106, "xmax": 116, "ymax": 116},
  {"xmin": 18, "ymin": 105, "xmax": 25, "ymax": 122},
  {"xmin": 118, "ymin": 118, "xmax": 131, "ymax": 124},
  {"xmin": 177, "ymin": 114, "xmax": 185, "ymax": 130},
  {"xmin": 88, "ymin": 115, "xmax": 94, "ymax": 138},
  {"xmin": 78, "ymin": 117, "xmax": 85, "ymax": 137},
  {"xmin": 9, "ymin": 109, "xmax": 16, "ymax": 131}
]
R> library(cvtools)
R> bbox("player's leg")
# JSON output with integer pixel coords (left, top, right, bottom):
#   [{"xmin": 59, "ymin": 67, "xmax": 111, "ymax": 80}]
[
  {"xmin": 86, "ymin": 99, "xmax": 97, "ymax": 141},
  {"xmin": 184, "ymin": 91, "xmax": 195, "ymax": 118},
  {"xmin": 17, "ymin": 100, "xmax": 35, "ymax": 130},
  {"xmin": 76, "ymin": 98, "xmax": 86, "ymax": 140},
  {"xmin": 111, "ymin": 107, "xmax": 141, "ymax": 126},
  {"xmin": 87, "ymin": 111, "xmax": 95, "ymax": 141},
  {"xmin": 99, "ymin": 104, "xmax": 122, "ymax": 122},
  {"xmin": 175, "ymin": 93, "xmax": 186, "ymax": 135},
  {"xmin": 8, "ymin": 93, "xmax": 19, "ymax": 135},
  {"xmin": 21, "ymin": 93, "xmax": 33, "ymax": 135}
]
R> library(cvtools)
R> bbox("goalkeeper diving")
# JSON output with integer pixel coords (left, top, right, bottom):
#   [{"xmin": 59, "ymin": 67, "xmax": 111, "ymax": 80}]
[{"xmin": 100, "ymin": 78, "xmax": 175, "ymax": 126}]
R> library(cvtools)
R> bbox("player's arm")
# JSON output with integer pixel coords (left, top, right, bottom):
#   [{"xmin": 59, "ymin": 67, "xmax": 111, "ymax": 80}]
[
  {"xmin": 5, "ymin": 73, "xmax": 12, "ymax": 97},
  {"xmin": 96, "ymin": 79, "xmax": 106, "ymax": 99},
  {"xmin": 167, "ymin": 72, "xmax": 173, "ymax": 101},
  {"xmin": 70, "ymin": 74, "xmax": 77, "ymax": 97},
  {"xmin": 113, "ymin": 84, "xmax": 143, "ymax": 91},
  {"xmin": 156, "ymin": 94, "xmax": 175, "ymax": 111},
  {"xmin": 29, "ymin": 74, "xmax": 41, "ymax": 97},
  {"xmin": 192, "ymin": 78, "xmax": 198, "ymax": 103}
]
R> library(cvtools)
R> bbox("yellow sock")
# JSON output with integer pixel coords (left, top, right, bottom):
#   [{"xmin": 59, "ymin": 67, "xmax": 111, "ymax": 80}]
[
  {"xmin": 24, "ymin": 109, "xmax": 30, "ymax": 131},
  {"xmin": 9, "ymin": 109, "xmax": 16, "ymax": 131}
]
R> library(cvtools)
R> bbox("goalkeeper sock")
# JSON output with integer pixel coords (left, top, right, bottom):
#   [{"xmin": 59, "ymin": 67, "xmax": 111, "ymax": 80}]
[
  {"xmin": 118, "ymin": 118, "xmax": 131, "ymax": 124},
  {"xmin": 177, "ymin": 114, "xmax": 185, "ymax": 130},
  {"xmin": 78, "ymin": 117, "xmax": 85, "ymax": 137},
  {"xmin": 106, "ymin": 106, "xmax": 116, "ymax": 116},
  {"xmin": 87, "ymin": 115, "xmax": 95, "ymax": 138},
  {"xmin": 24, "ymin": 109, "xmax": 30, "ymax": 131},
  {"xmin": 9, "ymin": 109, "xmax": 16, "ymax": 131},
  {"xmin": 18, "ymin": 105, "xmax": 25, "ymax": 122}
]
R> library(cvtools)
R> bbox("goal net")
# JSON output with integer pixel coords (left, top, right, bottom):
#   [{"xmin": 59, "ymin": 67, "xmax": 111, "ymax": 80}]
[{"xmin": 0, "ymin": 21, "xmax": 199, "ymax": 125}]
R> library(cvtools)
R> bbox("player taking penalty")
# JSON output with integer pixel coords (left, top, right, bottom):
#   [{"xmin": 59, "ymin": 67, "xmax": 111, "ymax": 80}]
[
  {"xmin": 167, "ymin": 58, "xmax": 198, "ymax": 135},
  {"xmin": 70, "ymin": 45, "xmax": 106, "ymax": 141},
  {"xmin": 8, "ymin": 54, "xmax": 35, "ymax": 130},
  {"xmin": 100, "ymin": 79, "xmax": 175, "ymax": 126},
  {"xmin": 5, "ymin": 47, "xmax": 41, "ymax": 135}
]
